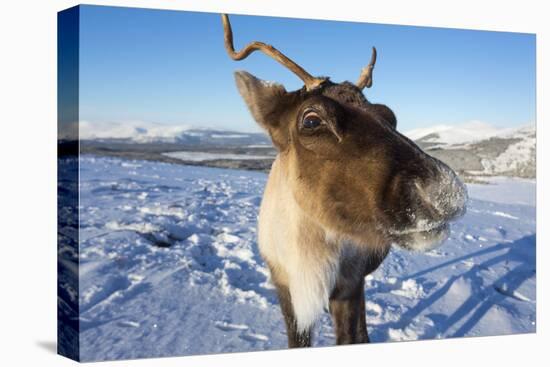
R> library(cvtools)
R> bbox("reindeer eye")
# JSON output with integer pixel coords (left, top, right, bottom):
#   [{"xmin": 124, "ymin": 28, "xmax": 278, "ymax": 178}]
[{"xmin": 302, "ymin": 113, "xmax": 322, "ymax": 129}]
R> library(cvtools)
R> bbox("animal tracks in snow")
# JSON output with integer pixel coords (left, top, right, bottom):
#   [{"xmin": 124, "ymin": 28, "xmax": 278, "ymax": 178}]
[
  {"xmin": 214, "ymin": 320, "xmax": 249, "ymax": 331},
  {"xmin": 214, "ymin": 320, "xmax": 270, "ymax": 344},
  {"xmin": 239, "ymin": 332, "xmax": 270, "ymax": 342}
]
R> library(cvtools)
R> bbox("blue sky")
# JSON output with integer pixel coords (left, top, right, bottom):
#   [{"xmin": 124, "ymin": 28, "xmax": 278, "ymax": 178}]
[{"xmin": 77, "ymin": 5, "xmax": 536, "ymax": 133}]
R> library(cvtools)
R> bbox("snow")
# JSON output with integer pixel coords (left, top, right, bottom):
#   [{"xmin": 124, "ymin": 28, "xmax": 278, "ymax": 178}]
[
  {"xmin": 73, "ymin": 156, "xmax": 536, "ymax": 361},
  {"xmin": 467, "ymin": 177, "xmax": 536, "ymax": 206},
  {"xmin": 162, "ymin": 151, "xmax": 274, "ymax": 162}
]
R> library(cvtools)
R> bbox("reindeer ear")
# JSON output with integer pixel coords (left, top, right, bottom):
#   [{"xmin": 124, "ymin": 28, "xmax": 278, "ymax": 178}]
[{"xmin": 234, "ymin": 71, "xmax": 290, "ymax": 149}]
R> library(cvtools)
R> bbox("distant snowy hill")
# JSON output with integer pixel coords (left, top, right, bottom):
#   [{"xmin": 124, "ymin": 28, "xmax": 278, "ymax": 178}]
[
  {"xmin": 405, "ymin": 122, "xmax": 536, "ymax": 179},
  {"xmin": 406, "ymin": 121, "xmax": 506, "ymax": 147},
  {"xmin": 77, "ymin": 120, "xmax": 535, "ymax": 179},
  {"xmin": 79, "ymin": 120, "xmax": 270, "ymax": 146},
  {"xmin": 405, "ymin": 121, "xmax": 533, "ymax": 149},
  {"xmin": 474, "ymin": 124, "xmax": 536, "ymax": 178}
]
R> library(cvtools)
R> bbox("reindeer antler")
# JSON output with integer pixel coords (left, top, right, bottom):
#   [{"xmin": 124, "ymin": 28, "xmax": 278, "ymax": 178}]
[
  {"xmin": 221, "ymin": 14, "xmax": 327, "ymax": 91},
  {"xmin": 356, "ymin": 47, "xmax": 377, "ymax": 90}
]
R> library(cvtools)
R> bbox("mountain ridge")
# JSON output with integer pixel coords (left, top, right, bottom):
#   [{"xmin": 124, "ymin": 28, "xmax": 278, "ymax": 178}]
[{"xmin": 76, "ymin": 120, "xmax": 535, "ymax": 179}]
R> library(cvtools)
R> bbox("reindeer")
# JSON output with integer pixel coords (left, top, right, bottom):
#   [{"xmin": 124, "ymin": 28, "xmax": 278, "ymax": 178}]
[{"xmin": 221, "ymin": 14, "xmax": 467, "ymax": 347}]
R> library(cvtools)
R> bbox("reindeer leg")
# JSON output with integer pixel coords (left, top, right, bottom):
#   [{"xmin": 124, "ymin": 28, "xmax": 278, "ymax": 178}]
[
  {"xmin": 329, "ymin": 278, "xmax": 369, "ymax": 344},
  {"xmin": 274, "ymin": 283, "xmax": 312, "ymax": 348}
]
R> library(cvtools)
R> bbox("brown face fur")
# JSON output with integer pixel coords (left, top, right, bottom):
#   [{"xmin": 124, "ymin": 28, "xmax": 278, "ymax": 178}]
[{"xmin": 235, "ymin": 71, "xmax": 466, "ymax": 251}]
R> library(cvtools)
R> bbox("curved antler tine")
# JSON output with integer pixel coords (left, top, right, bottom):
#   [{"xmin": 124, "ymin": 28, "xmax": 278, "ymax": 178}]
[
  {"xmin": 221, "ymin": 14, "xmax": 326, "ymax": 91},
  {"xmin": 356, "ymin": 47, "xmax": 377, "ymax": 90}
]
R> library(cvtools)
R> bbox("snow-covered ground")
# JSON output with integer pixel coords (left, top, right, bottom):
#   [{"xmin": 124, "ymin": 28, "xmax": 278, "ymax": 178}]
[{"xmin": 75, "ymin": 156, "xmax": 536, "ymax": 361}]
